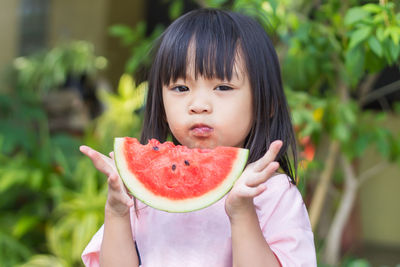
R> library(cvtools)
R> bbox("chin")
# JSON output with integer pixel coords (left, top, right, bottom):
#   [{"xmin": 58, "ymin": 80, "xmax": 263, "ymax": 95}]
[{"xmin": 184, "ymin": 138, "xmax": 219, "ymax": 149}]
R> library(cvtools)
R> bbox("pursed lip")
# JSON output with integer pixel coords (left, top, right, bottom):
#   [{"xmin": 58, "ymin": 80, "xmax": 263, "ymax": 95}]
[{"xmin": 190, "ymin": 123, "xmax": 214, "ymax": 136}]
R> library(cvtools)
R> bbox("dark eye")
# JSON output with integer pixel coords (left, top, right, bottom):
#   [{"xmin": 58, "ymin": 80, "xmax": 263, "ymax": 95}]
[
  {"xmin": 215, "ymin": 85, "xmax": 233, "ymax": 91},
  {"xmin": 172, "ymin": 85, "xmax": 189, "ymax": 92}
]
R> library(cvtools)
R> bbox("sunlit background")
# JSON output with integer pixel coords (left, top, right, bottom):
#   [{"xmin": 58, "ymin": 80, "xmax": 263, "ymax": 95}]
[{"xmin": 0, "ymin": 0, "xmax": 399, "ymax": 266}]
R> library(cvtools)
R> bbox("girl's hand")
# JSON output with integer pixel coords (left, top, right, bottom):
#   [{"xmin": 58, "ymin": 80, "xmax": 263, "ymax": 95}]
[
  {"xmin": 79, "ymin": 146, "xmax": 134, "ymax": 217},
  {"xmin": 225, "ymin": 141, "xmax": 282, "ymax": 220}
]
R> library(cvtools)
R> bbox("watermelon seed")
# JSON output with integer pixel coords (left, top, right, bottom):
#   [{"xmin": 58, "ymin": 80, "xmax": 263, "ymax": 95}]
[
  {"xmin": 153, "ymin": 146, "xmax": 159, "ymax": 151},
  {"xmin": 184, "ymin": 160, "xmax": 190, "ymax": 166},
  {"xmin": 172, "ymin": 164, "xmax": 176, "ymax": 171}
]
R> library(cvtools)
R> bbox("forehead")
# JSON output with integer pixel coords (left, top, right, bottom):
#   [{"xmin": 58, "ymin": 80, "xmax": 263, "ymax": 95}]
[
  {"xmin": 183, "ymin": 41, "xmax": 247, "ymax": 81},
  {"xmin": 156, "ymin": 13, "xmax": 248, "ymax": 85}
]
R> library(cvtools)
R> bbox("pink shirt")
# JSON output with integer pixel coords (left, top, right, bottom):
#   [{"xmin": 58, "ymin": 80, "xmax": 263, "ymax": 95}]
[{"xmin": 82, "ymin": 174, "xmax": 316, "ymax": 266}]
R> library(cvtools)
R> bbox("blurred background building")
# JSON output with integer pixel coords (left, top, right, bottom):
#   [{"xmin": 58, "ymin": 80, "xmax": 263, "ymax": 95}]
[{"xmin": 0, "ymin": 0, "xmax": 147, "ymax": 87}]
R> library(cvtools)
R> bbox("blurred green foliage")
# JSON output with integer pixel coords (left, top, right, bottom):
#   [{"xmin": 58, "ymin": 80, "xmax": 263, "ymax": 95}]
[
  {"xmin": 86, "ymin": 74, "xmax": 147, "ymax": 152},
  {"xmin": 12, "ymin": 41, "xmax": 107, "ymax": 96},
  {"xmin": 109, "ymin": 23, "xmax": 163, "ymax": 74},
  {"xmin": 0, "ymin": 40, "xmax": 143, "ymax": 266},
  {"xmin": 0, "ymin": 0, "xmax": 399, "ymax": 267}
]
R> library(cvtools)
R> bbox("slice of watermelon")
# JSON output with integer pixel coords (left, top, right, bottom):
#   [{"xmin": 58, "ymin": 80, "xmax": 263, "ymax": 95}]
[{"xmin": 114, "ymin": 137, "xmax": 249, "ymax": 212}]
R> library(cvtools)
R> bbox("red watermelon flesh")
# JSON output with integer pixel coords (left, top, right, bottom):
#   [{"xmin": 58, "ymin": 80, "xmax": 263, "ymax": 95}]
[{"xmin": 114, "ymin": 137, "xmax": 249, "ymax": 212}]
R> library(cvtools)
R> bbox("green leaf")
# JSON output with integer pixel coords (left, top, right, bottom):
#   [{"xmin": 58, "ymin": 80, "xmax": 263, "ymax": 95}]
[
  {"xmin": 354, "ymin": 134, "xmax": 370, "ymax": 157},
  {"xmin": 342, "ymin": 104, "xmax": 357, "ymax": 125},
  {"xmin": 365, "ymin": 50, "xmax": 385, "ymax": 73},
  {"xmin": 344, "ymin": 7, "xmax": 370, "ymax": 26},
  {"xmin": 205, "ymin": 0, "xmax": 229, "ymax": 7},
  {"xmin": 376, "ymin": 129, "xmax": 390, "ymax": 157},
  {"xmin": 389, "ymin": 40, "xmax": 400, "ymax": 61},
  {"xmin": 394, "ymin": 102, "xmax": 400, "ymax": 114},
  {"xmin": 12, "ymin": 216, "xmax": 40, "ymax": 239},
  {"xmin": 108, "ymin": 25, "xmax": 135, "ymax": 45},
  {"xmin": 368, "ymin": 36, "xmax": 383, "ymax": 57},
  {"xmin": 383, "ymin": 27, "xmax": 392, "ymax": 39},
  {"xmin": 345, "ymin": 47, "xmax": 365, "ymax": 86},
  {"xmin": 349, "ymin": 27, "xmax": 372, "ymax": 49},
  {"xmin": 291, "ymin": 111, "xmax": 302, "ymax": 125},
  {"xmin": 362, "ymin": 3, "xmax": 382, "ymax": 14},
  {"xmin": 376, "ymin": 27, "xmax": 385, "ymax": 41},
  {"xmin": 169, "ymin": 0, "xmax": 183, "ymax": 20},
  {"xmin": 302, "ymin": 122, "xmax": 317, "ymax": 137},
  {"xmin": 334, "ymin": 123, "xmax": 350, "ymax": 142},
  {"xmin": 19, "ymin": 255, "xmax": 67, "ymax": 267},
  {"xmin": 296, "ymin": 23, "xmax": 311, "ymax": 42},
  {"xmin": 0, "ymin": 230, "xmax": 32, "ymax": 265},
  {"xmin": 117, "ymin": 74, "xmax": 134, "ymax": 98},
  {"xmin": 389, "ymin": 27, "xmax": 400, "ymax": 45},
  {"xmin": 347, "ymin": 258, "xmax": 371, "ymax": 267}
]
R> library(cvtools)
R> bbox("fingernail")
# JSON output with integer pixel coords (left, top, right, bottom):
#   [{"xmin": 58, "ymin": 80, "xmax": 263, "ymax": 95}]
[
  {"xmin": 262, "ymin": 185, "xmax": 267, "ymax": 191},
  {"xmin": 258, "ymin": 184, "xmax": 267, "ymax": 193},
  {"xmin": 274, "ymin": 141, "xmax": 283, "ymax": 151}
]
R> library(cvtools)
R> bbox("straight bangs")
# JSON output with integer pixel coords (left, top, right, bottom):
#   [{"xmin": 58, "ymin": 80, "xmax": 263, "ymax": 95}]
[{"xmin": 156, "ymin": 9, "xmax": 242, "ymax": 85}]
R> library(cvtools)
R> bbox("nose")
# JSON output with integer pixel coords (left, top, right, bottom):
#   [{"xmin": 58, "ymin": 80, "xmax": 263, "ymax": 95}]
[{"xmin": 188, "ymin": 96, "xmax": 212, "ymax": 114}]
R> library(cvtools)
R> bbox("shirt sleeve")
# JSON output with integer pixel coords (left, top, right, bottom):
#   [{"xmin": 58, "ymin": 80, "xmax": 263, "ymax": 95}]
[
  {"xmin": 81, "ymin": 224, "xmax": 103, "ymax": 267},
  {"xmin": 254, "ymin": 174, "xmax": 317, "ymax": 267},
  {"xmin": 81, "ymin": 207, "xmax": 137, "ymax": 267}
]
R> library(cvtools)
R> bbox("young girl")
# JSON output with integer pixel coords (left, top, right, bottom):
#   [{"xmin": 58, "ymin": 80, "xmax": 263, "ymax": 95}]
[{"xmin": 81, "ymin": 8, "xmax": 316, "ymax": 267}]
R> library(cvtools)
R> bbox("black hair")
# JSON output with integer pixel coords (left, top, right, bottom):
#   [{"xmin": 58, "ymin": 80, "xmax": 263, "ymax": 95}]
[{"xmin": 141, "ymin": 8, "xmax": 298, "ymax": 184}]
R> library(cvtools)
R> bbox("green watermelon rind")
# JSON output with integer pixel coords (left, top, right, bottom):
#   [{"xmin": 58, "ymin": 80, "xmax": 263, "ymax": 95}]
[{"xmin": 113, "ymin": 137, "xmax": 249, "ymax": 213}]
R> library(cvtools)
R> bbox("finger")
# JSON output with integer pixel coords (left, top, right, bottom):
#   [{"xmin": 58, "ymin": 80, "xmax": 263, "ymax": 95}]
[
  {"xmin": 253, "ymin": 140, "xmax": 283, "ymax": 172},
  {"xmin": 125, "ymin": 197, "xmax": 134, "ymax": 207},
  {"xmin": 107, "ymin": 193, "xmax": 134, "ymax": 210},
  {"xmin": 253, "ymin": 184, "xmax": 267, "ymax": 197},
  {"xmin": 107, "ymin": 174, "xmax": 134, "ymax": 207},
  {"xmin": 80, "ymin": 145, "xmax": 115, "ymax": 176},
  {"xmin": 108, "ymin": 173, "xmax": 133, "ymax": 197},
  {"xmin": 237, "ymin": 183, "xmax": 267, "ymax": 198},
  {"xmin": 107, "ymin": 173, "xmax": 121, "ymax": 191},
  {"xmin": 246, "ymin": 162, "xmax": 280, "ymax": 187},
  {"xmin": 82, "ymin": 146, "xmax": 114, "ymax": 175}
]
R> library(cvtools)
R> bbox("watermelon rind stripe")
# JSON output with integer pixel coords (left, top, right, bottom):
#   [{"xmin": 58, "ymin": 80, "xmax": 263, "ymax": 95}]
[{"xmin": 114, "ymin": 138, "xmax": 249, "ymax": 213}]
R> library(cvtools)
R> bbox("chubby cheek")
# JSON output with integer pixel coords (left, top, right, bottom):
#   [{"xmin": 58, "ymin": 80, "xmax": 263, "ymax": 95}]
[
  {"xmin": 163, "ymin": 92, "xmax": 182, "ymax": 128},
  {"xmin": 168, "ymin": 120, "xmax": 185, "ymax": 140},
  {"xmin": 163, "ymin": 103, "xmax": 188, "ymax": 144},
  {"xmin": 219, "ymin": 116, "xmax": 252, "ymax": 147},
  {"xmin": 216, "ymin": 104, "xmax": 253, "ymax": 148}
]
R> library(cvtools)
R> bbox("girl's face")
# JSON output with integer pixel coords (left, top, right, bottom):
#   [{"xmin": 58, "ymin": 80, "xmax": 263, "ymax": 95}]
[{"xmin": 162, "ymin": 55, "xmax": 253, "ymax": 149}]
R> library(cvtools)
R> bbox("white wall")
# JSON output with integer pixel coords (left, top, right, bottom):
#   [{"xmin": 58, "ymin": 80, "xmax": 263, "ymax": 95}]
[{"xmin": 359, "ymin": 114, "xmax": 400, "ymax": 247}]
